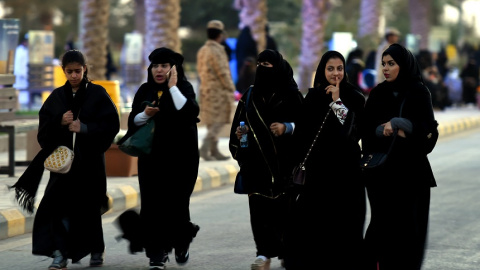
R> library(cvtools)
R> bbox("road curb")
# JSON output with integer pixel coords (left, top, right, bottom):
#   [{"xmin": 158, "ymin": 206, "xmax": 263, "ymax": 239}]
[
  {"xmin": 437, "ymin": 115, "xmax": 480, "ymax": 137},
  {"xmin": 0, "ymin": 162, "xmax": 239, "ymax": 240}
]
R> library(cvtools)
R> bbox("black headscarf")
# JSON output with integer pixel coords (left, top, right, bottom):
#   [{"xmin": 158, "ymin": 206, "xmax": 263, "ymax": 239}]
[
  {"xmin": 253, "ymin": 49, "xmax": 298, "ymax": 97},
  {"xmin": 146, "ymin": 47, "xmax": 187, "ymax": 89},
  {"xmin": 381, "ymin": 43, "xmax": 424, "ymax": 93},
  {"xmin": 313, "ymin": 50, "xmax": 351, "ymax": 89}
]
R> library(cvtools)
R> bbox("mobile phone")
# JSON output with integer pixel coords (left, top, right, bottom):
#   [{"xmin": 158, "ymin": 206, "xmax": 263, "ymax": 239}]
[{"xmin": 166, "ymin": 65, "xmax": 176, "ymax": 80}]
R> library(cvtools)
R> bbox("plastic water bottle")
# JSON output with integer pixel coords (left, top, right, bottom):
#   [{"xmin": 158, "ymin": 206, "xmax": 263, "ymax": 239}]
[{"xmin": 240, "ymin": 121, "xmax": 248, "ymax": 148}]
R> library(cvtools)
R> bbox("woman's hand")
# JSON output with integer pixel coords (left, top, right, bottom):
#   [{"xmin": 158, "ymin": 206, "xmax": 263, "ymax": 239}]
[
  {"xmin": 235, "ymin": 125, "xmax": 249, "ymax": 140},
  {"xmin": 62, "ymin": 110, "xmax": 74, "ymax": 125},
  {"xmin": 382, "ymin": 122, "xmax": 394, "ymax": 136},
  {"xmin": 270, "ymin": 122, "xmax": 286, "ymax": 137},
  {"xmin": 325, "ymin": 77, "xmax": 340, "ymax": 101},
  {"xmin": 144, "ymin": 101, "xmax": 160, "ymax": 116},
  {"xmin": 168, "ymin": 65, "xmax": 177, "ymax": 89},
  {"xmin": 68, "ymin": 119, "xmax": 81, "ymax": 133}
]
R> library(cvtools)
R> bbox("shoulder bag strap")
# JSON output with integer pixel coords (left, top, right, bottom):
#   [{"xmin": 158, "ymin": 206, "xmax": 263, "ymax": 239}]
[
  {"xmin": 299, "ymin": 108, "xmax": 332, "ymax": 167},
  {"xmin": 244, "ymin": 87, "xmax": 252, "ymax": 111},
  {"xmin": 73, "ymin": 108, "xmax": 80, "ymax": 150}
]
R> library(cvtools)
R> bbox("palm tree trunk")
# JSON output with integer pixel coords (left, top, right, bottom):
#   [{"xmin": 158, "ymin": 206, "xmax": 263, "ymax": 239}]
[
  {"xmin": 234, "ymin": 0, "xmax": 267, "ymax": 54},
  {"xmin": 80, "ymin": 0, "xmax": 109, "ymax": 81},
  {"xmin": 143, "ymin": 0, "xmax": 181, "ymax": 65},
  {"xmin": 135, "ymin": 0, "xmax": 146, "ymax": 34},
  {"xmin": 297, "ymin": 0, "xmax": 331, "ymax": 93},
  {"xmin": 409, "ymin": 0, "xmax": 431, "ymax": 50},
  {"xmin": 357, "ymin": 0, "xmax": 382, "ymax": 51}
]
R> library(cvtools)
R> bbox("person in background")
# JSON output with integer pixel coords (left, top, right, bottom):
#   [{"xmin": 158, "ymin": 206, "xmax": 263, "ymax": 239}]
[
  {"xmin": 235, "ymin": 24, "xmax": 278, "ymax": 94},
  {"xmin": 13, "ymin": 33, "xmax": 29, "ymax": 91},
  {"xmin": 229, "ymin": 49, "xmax": 304, "ymax": 270},
  {"xmin": 435, "ymin": 46, "xmax": 449, "ymax": 80},
  {"xmin": 235, "ymin": 26, "xmax": 258, "ymax": 84},
  {"xmin": 265, "ymin": 24, "xmax": 278, "ymax": 52},
  {"xmin": 416, "ymin": 49, "xmax": 450, "ymax": 110},
  {"xmin": 375, "ymin": 27, "xmax": 400, "ymax": 86},
  {"xmin": 360, "ymin": 43, "xmax": 437, "ymax": 270},
  {"xmin": 105, "ymin": 43, "xmax": 117, "ymax": 80},
  {"xmin": 117, "ymin": 47, "xmax": 200, "ymax": 270},
  {"xmin": 220, "ymin": 31, "xmax": 233, "ymax": 62},
  {"xmin": 197, "ymin": 19, "xmax": 236, "ymax": 161},
  {"xmin": 64, "ymin": 33, "xmax": 75, "ymax": 51},
  {"xmin": 9, "ymin": 49, "xmax": 120, "ymax": 269},
  {"xmin": 459, "ymin": 55, "xmax": 479, "ymax": 107},
  {"xmin": 235, "ymin": 56, "xmax": 256, "ymax": 94},
  {"xmin": 362, "ymin": 49, "xmax": 377, "ymax": 96},
  {"xmin": 346, "ymin": 48, "xmax": 366, "ymax": 93},
  {"xmin": 283, "ymin": 50, "xmax": 366, "ymax": 270}
]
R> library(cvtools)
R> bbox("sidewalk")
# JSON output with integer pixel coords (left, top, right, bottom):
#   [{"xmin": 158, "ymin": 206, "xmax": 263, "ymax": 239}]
[{"xmin": 1, "ymin": 106, "xmax": 480, "ymax": 240}]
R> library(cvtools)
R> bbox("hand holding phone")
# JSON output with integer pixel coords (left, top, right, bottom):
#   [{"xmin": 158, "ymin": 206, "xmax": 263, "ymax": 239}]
[
  {"xmin": 167, "ymin": 65, "xmax": 177, "ymax": 88},
  {"xmin": 166, "ymin": 65, "xmax": 176, "ymax": 80}
]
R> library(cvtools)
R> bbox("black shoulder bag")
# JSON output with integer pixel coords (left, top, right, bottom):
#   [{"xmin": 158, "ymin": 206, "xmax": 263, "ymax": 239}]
[
  {"xmin": 360, "ymin": 98, "xmax": 405, "ymax": 170},
  {"xmin": 291, "ymin": 108, "xmax": 332, "ymax": 186}
]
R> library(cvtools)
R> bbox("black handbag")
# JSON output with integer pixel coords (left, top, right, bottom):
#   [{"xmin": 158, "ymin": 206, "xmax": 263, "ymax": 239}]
[
  {"xmin": 360, "ymin": 98, "xmax": 405, "ymax": 170},
  {"xmin": 292, "ymin": 108, "xmax": 331, "ymax": 186},
  {"xmin": 359, "ymin": 149, "xmax": 391, "ymax": 170},
  {"xmin": 234, "ymin": 170, "xmax": 246, "ymax": 194},
  {"xmin": 291, "ymin": 164, "xmax": 306, "ymax": 186}
]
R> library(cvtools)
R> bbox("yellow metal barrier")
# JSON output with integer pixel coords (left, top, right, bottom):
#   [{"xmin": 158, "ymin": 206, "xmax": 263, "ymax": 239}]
[
  {"xmin": 52, "ymin": 67, "xmax": 122, "ymax": 113},
  {"xmin": 53, "ymin": 65, "xmax": 66, "ymax": 88},
  {"xmin": 95, "ymin": 80, "xmax": 121, "ymax": 114}
]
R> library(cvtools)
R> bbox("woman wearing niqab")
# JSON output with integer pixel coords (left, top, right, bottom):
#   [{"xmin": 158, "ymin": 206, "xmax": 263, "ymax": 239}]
[{"xmin": 229, "ymin": 49, "xmax": 304, "ymax": 269}]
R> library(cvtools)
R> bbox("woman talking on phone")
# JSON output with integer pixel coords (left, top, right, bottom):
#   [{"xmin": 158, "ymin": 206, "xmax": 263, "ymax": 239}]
[{"xmin": 118, "ymin": 47, "xmax": 200, "ymax": 270}]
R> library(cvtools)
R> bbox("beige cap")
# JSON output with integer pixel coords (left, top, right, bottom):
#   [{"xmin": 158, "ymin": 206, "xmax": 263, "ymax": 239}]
[
  {"xmin": 385, "ymin": 27, "xmax": 400, "ymax": 36},
  {"xmin": 207, "ymin": 20, "xmax": 224, "ymax": 31}
]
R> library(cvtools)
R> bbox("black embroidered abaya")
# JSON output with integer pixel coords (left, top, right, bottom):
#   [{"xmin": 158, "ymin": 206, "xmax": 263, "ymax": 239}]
[
  {"xmin": 229, "ymin": 49, "xmax": 304, "ymax": 262},
  {"xmin": 11, "ymin": 79, "xmax": 120, "ymax": 263},
  {"xmin": 117, "ymin": 47, "xmax": 200, "ymax": 262},
  {"xmin": 283, "ymin": 50, "xmax": 366, "ymax": 270},
  {"xmin": 361, "ymin": 43, "xmax": 437, "ymax": 270}
]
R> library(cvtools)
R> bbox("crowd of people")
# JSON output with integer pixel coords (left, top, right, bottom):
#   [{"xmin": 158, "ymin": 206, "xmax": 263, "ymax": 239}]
[
  {"xmin": 13, "ymin": 19, "xmax": 480, "ymax": 270},
  {"xmin": 227, "ymin": 39, "xmax": 440, "ymax": 269},
  {"xmin": 347, "ymin": 27, "xmax": 480, "ymax": 111}
]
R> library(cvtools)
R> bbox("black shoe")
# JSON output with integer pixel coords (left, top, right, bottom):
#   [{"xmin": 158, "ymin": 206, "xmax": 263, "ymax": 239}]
[
  {"xmin": 90, "ymin": 251, "xmax": 105, "ymax": 267},
  {"xmin": 174, "ymin": 224, "xmax": 200, "ymax": 265},
  {"xmin": 175, "ymin": 250, "xmax": 189, "ymax": 265},
  {"xmin": 48, "ymin": 250, "xmax": 68, "ymax": 270},
  {"xmin": 150, "ymin": 253, "xmax": 169, "ymax": 270}
]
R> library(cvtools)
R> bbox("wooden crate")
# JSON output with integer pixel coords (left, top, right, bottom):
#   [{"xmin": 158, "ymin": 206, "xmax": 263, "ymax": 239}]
[{"xmin": 0, "ymin": 74, "xmax": 17, "ymax": 122}]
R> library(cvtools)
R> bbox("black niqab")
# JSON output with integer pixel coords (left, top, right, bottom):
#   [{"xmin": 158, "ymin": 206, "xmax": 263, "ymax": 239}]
[{"xmin": 253, "ymin": 49, "xmax": 297, "ymax": 97}]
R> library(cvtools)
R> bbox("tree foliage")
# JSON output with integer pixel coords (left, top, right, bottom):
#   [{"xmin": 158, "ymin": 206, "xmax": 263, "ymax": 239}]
[{"xmin": 1, "ymin": 0, "xmax": 471, "ymax": 69}]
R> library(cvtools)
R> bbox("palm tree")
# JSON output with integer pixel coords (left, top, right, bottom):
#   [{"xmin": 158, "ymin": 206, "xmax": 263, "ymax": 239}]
[
  {"xmin": 297, "ymin": 0, "xmax": 331, "ymax": 93},
  {"xmin": 80, "ymin": 0, "xmax": 110, "ymax": 81},
  {"xmin": 409, "ymin": 0, "xmax": 431, "ymax": 50},
  {"xmin": 357, "ymin": 0, "xmax": 382, "ymax": 51},
  {"xmin": 135, "ymin": 0, "xmax": 146, "ymax": 34},
  {"xmin": 234, "ymin": 0, "xmax": 267, "ymax": 54},
  {"xmin": 143, "ymin": 0, "xmax": 181, "ymax": 66}
]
